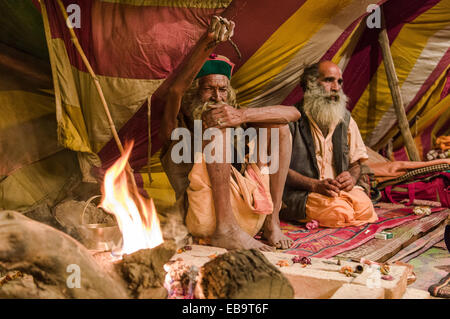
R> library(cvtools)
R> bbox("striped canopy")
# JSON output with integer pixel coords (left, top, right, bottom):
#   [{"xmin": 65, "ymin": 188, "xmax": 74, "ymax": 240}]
[{"xmin": 1, "ymin": 0, "xmax": 449, "ymax": 210}]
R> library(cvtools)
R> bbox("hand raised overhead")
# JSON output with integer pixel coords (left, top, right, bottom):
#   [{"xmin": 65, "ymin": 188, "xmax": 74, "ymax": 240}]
[{"xmin": 208, "ymin": 16, "xmax": 235, "ymax": 43}]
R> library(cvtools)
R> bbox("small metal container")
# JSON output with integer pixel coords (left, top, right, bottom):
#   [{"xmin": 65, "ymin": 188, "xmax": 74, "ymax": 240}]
[{"xmin": 77, "ymin": 195, "xmax": 122, "ymax": 251}]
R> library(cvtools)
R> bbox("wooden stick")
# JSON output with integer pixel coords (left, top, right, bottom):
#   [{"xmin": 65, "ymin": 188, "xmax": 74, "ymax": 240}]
[
  {"xmin": 378, "ymin": 10, "xmax": 421, "ymax": 161},
  {"xmin": 54, "ymin": 0, "xmax": 143, "ymax": 203}
]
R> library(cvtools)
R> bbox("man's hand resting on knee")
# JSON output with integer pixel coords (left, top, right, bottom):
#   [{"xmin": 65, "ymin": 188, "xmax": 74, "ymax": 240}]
[
  {"xmin": 334, "ymin": 171, "xmax": 356, "ymax": 192},
  {"xmin": 312, "ymin": 178, "xmax": 341, "ymax": 197}
]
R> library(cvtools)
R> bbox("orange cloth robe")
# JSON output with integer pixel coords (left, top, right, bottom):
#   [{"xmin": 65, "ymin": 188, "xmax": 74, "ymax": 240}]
[{"xmin": 304, "ymin": 115, "xmax": 378, "ymax": 228}]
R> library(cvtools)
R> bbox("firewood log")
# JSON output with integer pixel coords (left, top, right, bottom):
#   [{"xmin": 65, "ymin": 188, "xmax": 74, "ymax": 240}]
[{"xmin": 196, "ymin": 249, "xmax": 294, "ymax": 299}]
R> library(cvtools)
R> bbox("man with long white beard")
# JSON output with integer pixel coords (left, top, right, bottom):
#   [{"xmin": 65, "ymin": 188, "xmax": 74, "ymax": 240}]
[{"xmin": 281, "ymin": 61, "xmax": 378, "ymax": 228}]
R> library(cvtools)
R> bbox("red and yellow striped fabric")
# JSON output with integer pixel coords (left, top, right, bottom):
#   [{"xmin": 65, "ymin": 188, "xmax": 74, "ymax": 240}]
[
  {"xmin": 38, "ymin": 0, "xmax": 449, "ymax": 207},
  {"xmin": 219, "ymin": 0, "xmax": 449, "ymax": 160},
  {"xmin": 39, "ymin": 0, "xmax": 230, "ymax": 207}
]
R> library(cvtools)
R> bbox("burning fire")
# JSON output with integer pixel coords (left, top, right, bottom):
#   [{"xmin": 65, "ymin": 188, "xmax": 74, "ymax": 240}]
[{"xmin": 100, "ymin": 141, "xmax": 163, "ymax": 256}]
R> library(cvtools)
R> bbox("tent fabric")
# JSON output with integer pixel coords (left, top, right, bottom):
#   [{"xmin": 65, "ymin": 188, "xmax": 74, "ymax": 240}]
[
  {"xmin": 40, "ymin": 0, "xmax": 228, "ymax": 182},
  {"xmin": 95, "ymin": 0, "xmax": 449, "ymax": 173},
  {"xmin": 219, "ymin": 0, "xmax": 450, "ymax": 160},
  {"xmin": 0, "ymin": 1, "xmax": 81, "ymax": 211},
  {"xmin": 0, "ymin": 1, "xmax": 49, "ymax": 60},
  {"xmin": 1, "ymin": 0, "xmax": 449, "ymax": 210},
  {"xmin": 0, "ymin": 150, "xmax": 79, "ymax": 212},
  {"xmin": 229, "ymin": 0, "xmax": 388, "ymax": 107},
  {"xmin": 38, "ymin": 0, "xmax": 230, "ymax": 207}
]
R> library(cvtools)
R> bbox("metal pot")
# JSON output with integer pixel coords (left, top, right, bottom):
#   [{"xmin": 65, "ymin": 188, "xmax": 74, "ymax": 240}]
[{"xmin": 77, "ymin": 195, "xmax": 122, "ymax": 252}]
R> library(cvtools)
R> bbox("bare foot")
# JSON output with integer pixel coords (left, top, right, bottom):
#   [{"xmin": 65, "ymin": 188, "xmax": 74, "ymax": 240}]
[
  {"xmin": 262, "ymin": 215, "xmax": 293, "ymax": 250},
  {"xmin": 211, "ymin": 227, "xmax": 275, "ymax": 252}
]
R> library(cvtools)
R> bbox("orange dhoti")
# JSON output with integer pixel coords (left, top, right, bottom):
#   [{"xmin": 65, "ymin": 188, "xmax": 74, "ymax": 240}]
[
  {"xmin": 305, "ymin": 187, "xmax": 378, "ymax": 228},
  {"xmin": 185, "ymin": 158, "xmax": 273, "ymax": 238}
]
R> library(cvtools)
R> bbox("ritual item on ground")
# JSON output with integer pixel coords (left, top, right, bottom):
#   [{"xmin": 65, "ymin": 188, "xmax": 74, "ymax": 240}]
[
  {"xmin": 380, "ymin": 264, "xmax": 390, "ymax": 275},
  {"xmin": 322, "ymin": 259, "xmax": 341, "ymax": 266},
  {"xmin": 354, "ymin": 265, "xmax": 364, "ymax": 273},
  {"xmin": 394, "ymin": 261, "xmax": 416, "ymax": 285},
  {"xmin": 306, "ymin": 220, "xmax": 319, "ymax": 230},
  {"xmin": 292, "ymin": 256, "xmax": 311, "ymax": 265},
  {"xmin": 375, "ymin": 231, "xmax": 394, "ymax": 240},
  {"xmin": 164, "ymin": 258, "xmax": 198, "ymax": 299},
  {"xmin": 276, "ymin": 260, "xmax": 291, "ymax": 267},
  {"xmin": 118, "ymin": 240, "xmax": 177, "ymax": 299},
  {"xmin": 360, "ymin": 258, "xmax": 380, "ymax": 266},
  {"xmin": 339, "ymin": 266, "xmax": 357, "ymax": 277},
  {"xmin": 195, "ymin": 249, "xmax": 294, "ymax": 299},
  {"xmin": 413, "ymin": 206, "xmax": 432, "ymax": 216}
]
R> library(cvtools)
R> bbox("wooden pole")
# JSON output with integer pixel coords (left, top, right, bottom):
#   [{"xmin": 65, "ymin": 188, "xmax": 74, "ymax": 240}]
[
  {"xmin": 53, "ymin": 0, "xmax": 143, "ymax": 203},
  {"xmin": 378, "ymin": 10, "xmax": 421, "ymax": 161}
]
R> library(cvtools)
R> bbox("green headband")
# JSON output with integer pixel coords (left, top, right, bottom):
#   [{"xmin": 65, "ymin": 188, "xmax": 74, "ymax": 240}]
[{"xmin": 195, "ymin": 58, "xmax": 234, "ymax": 80}]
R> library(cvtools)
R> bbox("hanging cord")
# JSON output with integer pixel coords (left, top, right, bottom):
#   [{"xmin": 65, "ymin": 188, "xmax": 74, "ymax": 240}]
[{"xmin": 147, "ymin": 95, "xmax": 153, "ymax": 184}]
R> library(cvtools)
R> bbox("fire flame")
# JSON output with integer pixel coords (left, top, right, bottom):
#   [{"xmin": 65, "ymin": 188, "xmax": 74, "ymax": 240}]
[{"xmin": 100, "ymin": 141, "xmax": 163, "ymax": 256}]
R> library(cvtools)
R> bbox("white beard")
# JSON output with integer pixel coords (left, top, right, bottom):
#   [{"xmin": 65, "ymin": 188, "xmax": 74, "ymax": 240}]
[
  {"xmin": 181, "ymin": 96, "xmax": 209, "ymax": 121},
  {"xmin": 303, "ymin": 83, "xmax": 348, "ymax": 135},
  {"xmin": 190, "ymin": 100, "xmax": 220, "ymax": 120}
]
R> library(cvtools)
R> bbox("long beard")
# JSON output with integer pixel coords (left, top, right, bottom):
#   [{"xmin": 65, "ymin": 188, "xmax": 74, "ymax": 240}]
[
  {"xmin": 190, "ymin": 99, "xmax": 220, "ymax": 120},
  {"xmin": 181, "ymin": 96, "xmax": 206, "ymax": 121},
  {"xmin": 303, "ymin": 83, "xmax": 348, "ymax": 135}
]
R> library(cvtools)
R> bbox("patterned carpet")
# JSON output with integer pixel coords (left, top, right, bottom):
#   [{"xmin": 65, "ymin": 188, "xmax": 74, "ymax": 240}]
[
  {"xmin": 280, "ymin": 205, "xmax": 448, "ymax": 259},
  {"xmin": 337, "ymin": 210, "xmax": 449, "ymax": 262}
]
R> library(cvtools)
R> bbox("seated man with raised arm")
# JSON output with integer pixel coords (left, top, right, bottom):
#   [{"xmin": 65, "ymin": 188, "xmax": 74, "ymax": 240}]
[
  {"xmin": 281, "ymin": 61, "xmax": 378, "ymax": 228},
  {"xmin": 157, "ymin": 16, "xmax": 300, "ymax": 250}
]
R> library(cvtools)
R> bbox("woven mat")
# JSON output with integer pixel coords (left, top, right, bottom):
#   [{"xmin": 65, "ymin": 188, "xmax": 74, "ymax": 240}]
[
  {"xmin": 387, "ymin": 223, "xmax": 447, "ymax": 263},
  {"xmin": 336, "ymin": 209, "xmax": 449, "ymax": 262},
  {"xmin": 428, "ymin": 273, "xmax": 450, "ymax": 298},
  {"xmin": 279, "ymin": 205, "xmax": 446, "ymax": 258}
]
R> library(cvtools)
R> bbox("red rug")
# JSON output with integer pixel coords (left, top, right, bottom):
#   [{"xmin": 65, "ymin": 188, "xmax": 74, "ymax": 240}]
[{"xmin": 280, "ymin": 206, "xmax": 446, "ymax": 258}]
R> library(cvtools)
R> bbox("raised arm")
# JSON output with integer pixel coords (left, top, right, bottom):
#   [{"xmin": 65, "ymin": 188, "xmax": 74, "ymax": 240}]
[{"xmin": 157, "ymin": 17, "xmax": 235, "ymax": 142}]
